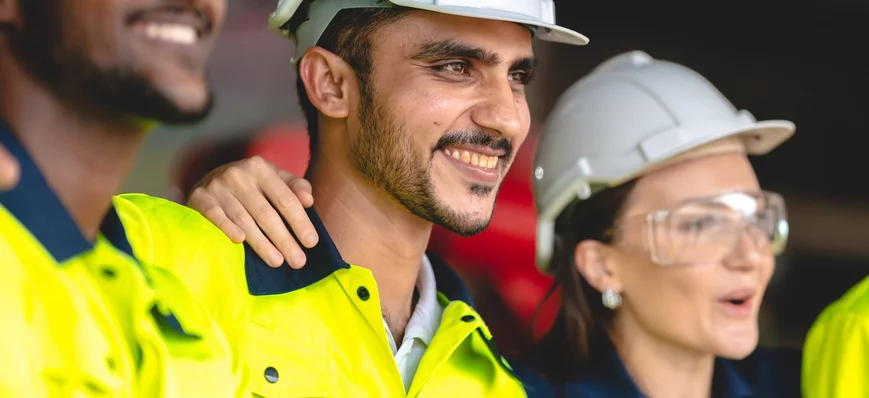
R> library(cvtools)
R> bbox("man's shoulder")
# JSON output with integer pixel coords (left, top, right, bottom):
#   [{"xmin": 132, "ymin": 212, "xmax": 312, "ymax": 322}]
[
  {"xmin": 113, "ymin": 193, "xmax": 245, "ymax": 293},
  {"xmin": 0, "ymin": 206, "xmax": 57, "ymax": 282},
  {"xmin": 113, "ymin": 193, "xmax": 234, "ymax": 254},
  {"xmin": 815, "ymin": 274, "xmax": 869, "ymax": 321},
  {"xmin": 114, "ymin": 193, "xmax": 206, "ymax": 227},
  {"xmin": 804, "ymin": 274, "xmax": 869, "ymax": 356}
]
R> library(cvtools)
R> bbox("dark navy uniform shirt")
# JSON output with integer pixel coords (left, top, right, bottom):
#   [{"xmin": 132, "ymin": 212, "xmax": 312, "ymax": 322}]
[{"xmin": 514, "ymin": 341, "xmax": 801, "ymax": 398}]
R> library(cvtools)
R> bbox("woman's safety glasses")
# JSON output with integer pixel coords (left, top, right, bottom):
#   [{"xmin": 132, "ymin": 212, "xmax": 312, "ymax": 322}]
[{"xmin": 617, "ymin": 191, "xmax": 788, "ymax": 266}]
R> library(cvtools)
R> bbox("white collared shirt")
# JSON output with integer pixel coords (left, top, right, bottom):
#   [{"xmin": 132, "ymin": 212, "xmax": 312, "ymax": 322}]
[{"xmin": 382, "ymin": 255, "xmax": 444, "ymax": 392}]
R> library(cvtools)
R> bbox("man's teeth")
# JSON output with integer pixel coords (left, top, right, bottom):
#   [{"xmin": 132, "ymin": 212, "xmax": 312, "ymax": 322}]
[
  {"xmin": 143, "ymin": 23, "xmax": 197, "ymax": 45},
  {"xmin": 444, "ymin": 149, "xmax": 499, "ymax": 169}
]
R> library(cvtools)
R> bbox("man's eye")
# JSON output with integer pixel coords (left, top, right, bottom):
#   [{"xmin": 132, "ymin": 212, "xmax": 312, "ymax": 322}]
[
  {"xmin": 435, "ymin": 62, "xmax": 469, "ymax": 75},
  {"xmin": 509, "ymin": 71, "xmax": 532, "ymax": 85}
]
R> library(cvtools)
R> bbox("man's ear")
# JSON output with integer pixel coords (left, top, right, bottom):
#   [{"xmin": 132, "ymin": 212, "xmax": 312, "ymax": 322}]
[
  {"xmin": 297, "ymin": 47, "xmax": 355, "ymax": 120},
  {"xmin": 574, "ymin": 240, "xmax": 623, "ymax": 294}
]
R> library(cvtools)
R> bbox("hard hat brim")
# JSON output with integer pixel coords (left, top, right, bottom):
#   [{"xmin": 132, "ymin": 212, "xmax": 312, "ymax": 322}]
[
  {"xmin": 604, "ymin": 119, "xmax": 796, "ymax": 188},
  {"xmin": 738, "ymin": 120, "xmax": 795, "ymax": 155}
]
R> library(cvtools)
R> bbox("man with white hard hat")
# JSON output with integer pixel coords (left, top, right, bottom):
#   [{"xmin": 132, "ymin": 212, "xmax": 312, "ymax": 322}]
[{"xmin": 112, "ymin": 0, "xmax": 588, "ymax": 396}]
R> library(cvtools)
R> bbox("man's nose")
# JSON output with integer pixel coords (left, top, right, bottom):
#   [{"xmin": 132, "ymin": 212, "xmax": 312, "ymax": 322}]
[{"xmin": 469, "ymin": 79, "xmax": 526, "ymax": 140}]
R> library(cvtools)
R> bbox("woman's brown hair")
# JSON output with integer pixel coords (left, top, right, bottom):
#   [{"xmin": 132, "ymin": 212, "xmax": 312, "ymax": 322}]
[{"xmin": 530, "ymin": 180, "xmax": 638, "ymax": 383}]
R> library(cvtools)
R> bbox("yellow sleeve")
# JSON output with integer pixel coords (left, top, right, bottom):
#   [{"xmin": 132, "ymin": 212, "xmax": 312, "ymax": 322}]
[
  {"xmin": 0, "ymin": 240, "xmax": 46, "ymax": 397},
  {"xmin": 803, "ymin": 276, "xmax": 869, "ymax": 398},
  {"xmin": 113, "ymin": 193, "xmax": 253, "ymax": 397}
]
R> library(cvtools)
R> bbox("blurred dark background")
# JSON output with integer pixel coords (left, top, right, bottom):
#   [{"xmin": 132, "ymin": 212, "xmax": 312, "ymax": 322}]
[
  {"xmin": 530, "ymin": 0, "xmax": 869, "ymax": 350},
  {"xmin": 126, "ymin": 0, "xmax": 869, "ymax": 353}
]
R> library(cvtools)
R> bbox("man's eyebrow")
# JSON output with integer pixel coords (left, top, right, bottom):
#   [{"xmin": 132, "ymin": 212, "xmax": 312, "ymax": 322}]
[
  {"xmin": 409, "ymin": 39, "xmax": 503, "ymax": 65},
  {"xmin": 511, "ymin": 56, "xmax": 537, "ymax": 72}
]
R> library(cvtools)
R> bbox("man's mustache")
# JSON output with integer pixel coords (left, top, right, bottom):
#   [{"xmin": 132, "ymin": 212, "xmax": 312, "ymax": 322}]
[{"xmin": 434, "ymin": 130, "xmax": 513, "ymax": 163}]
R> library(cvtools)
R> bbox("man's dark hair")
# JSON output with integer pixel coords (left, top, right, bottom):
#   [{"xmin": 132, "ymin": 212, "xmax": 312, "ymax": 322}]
[{"xmin": 287, "ymin": 6, "xmax": 409, "ymax": 175}]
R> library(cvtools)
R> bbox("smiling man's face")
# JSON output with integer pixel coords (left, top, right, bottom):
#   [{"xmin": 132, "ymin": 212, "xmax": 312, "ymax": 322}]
[
  {"xmin": 349, "ymin": 10, "xmax": 535, "ymax": 236},
  {"xmin": 7, "ymin": 0, "xmax": 226, "ymax": 125}
]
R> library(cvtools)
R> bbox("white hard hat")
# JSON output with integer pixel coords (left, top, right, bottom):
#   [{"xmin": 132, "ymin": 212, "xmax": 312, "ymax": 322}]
[
  {"xmin": 269, "ymin": 0, "xmax": 588, "ymax": 63},
  {"xmin": 533, "ymin": 50, "xmax": 795, "ymax": 273}
]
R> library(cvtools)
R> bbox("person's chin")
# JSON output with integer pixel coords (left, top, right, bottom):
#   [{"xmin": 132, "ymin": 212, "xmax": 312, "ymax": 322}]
[
  {"xmin": 440, "ymin": 207, "xmax": 494, "ymax": 237},
  {"xmin": 161, "ymin": 79, "xmax": 210, "ymax": 111},
  {"xmin": 438, "ymin": 219, "xmax": 489, "ymax": 237},
  {"xmin": 150, "ymin": 86, "xmax": 214, "ymax": 125},
  {"xmin": 715, "ymin": 334, "xmax": 759, "ymax": 360}
]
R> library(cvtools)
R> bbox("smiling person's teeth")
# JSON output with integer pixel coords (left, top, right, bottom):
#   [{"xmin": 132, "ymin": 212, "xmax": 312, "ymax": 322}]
[
  {"xmin": 144, "ymin": 23, "xmax": 197, "ymax": 44},
  {"xmin": 444, "ymin": 148, "xmax": 500, "ymax": 169}
]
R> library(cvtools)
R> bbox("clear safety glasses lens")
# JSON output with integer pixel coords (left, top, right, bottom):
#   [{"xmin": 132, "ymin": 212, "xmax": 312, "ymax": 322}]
[{"xmin": 645, "ymin": 191, "xmax": 788, "ymax": 266}]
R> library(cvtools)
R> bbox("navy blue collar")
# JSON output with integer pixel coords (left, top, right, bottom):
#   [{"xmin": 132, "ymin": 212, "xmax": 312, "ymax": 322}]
[
  {"xmin": 243, "ymin": 207, "xmax": 476, "ymax": 307},
  {"xmin": 560, "ymin": 340, "xmax": 754, "ymax": 398},
  {"xmin": 0, "ymin": 121, "xmax": 135, "ymax": 262}
]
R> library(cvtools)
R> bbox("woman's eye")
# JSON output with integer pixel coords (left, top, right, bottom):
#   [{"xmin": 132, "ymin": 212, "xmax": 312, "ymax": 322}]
[{"xmin": 680, "ymin": 216, "xmax": 717, "ymax": 233}]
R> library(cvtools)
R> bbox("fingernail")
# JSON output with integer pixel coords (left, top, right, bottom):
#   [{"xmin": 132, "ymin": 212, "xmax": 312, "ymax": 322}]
[
  {"xmin": 304, "ymin": 232, "xmax": 318, "ymax": 247},
  {"xmin": 292, "ymin": 252, "xmax": 306, "ymax": 268},
  {"xmin": 269, "ymin": 252, "xmax": 285, "ymax": 267}
]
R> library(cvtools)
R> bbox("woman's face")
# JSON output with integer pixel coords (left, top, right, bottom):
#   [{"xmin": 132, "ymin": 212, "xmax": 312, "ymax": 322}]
[{"xmin": 583, "ymin": 151, "xmax": 775, "ymax": 359}]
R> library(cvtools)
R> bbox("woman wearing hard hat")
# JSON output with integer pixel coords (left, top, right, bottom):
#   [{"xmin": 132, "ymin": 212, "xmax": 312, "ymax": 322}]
[{"xmin": 519, "ymin": 51, "xmax": 801, "ymax": 397}]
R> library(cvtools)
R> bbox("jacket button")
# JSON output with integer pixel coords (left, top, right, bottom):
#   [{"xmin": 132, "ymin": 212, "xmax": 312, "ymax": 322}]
[
  {"xmin": 357, "ymin": 286, "xmax": 370, "ymax": 301},
  {"xmin": 101, "ymin": 267, "xmax": 116, "ymax": 279},
  {"xmin": 461, "ymin": 315, "xmax": 476, "ymax": 322},
  {"xmin": 264, "ymin": 366, "xmax": 279, "ymax": 383}
]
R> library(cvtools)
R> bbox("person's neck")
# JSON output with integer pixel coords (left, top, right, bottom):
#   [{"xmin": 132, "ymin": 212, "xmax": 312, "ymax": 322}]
[
  {"xmin": 308, "ymin": 152, "xmax": 432, "ymax": 332},
  {"xmin": 611, "ymin": 314, "xmax": 716, "ymax": 398},
  {"xmin": 0, "ymin": 57, "xmax": 147, "ymax": 241}
]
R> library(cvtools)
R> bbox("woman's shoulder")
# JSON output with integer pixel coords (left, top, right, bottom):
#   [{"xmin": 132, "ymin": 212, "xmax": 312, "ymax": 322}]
[
  {"xmin": 509, "ymin": 347, "xmax": 802, "ymax": 398},
  {"xmin": 731, "ymin": 346, "xmax": 802, "ymax": 397},
  {"xmin": 506, "ymin": 350, "xmax": 643, "ymax": 398}
]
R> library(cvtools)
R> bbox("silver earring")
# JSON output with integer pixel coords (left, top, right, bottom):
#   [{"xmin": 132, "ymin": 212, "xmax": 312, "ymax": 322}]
[{"xmin": 602, "ymin": 288, "xmax": 622, "ymax": 309}]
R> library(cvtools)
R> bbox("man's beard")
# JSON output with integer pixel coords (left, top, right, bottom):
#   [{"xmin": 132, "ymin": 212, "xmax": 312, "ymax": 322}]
[
  {"xmin": 7, "ymin": 0, "xmax": 213, "ymax": 125},
  {"xmin": 349, "ymin": 81, "xmax": 513, "ymax": 237}
]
